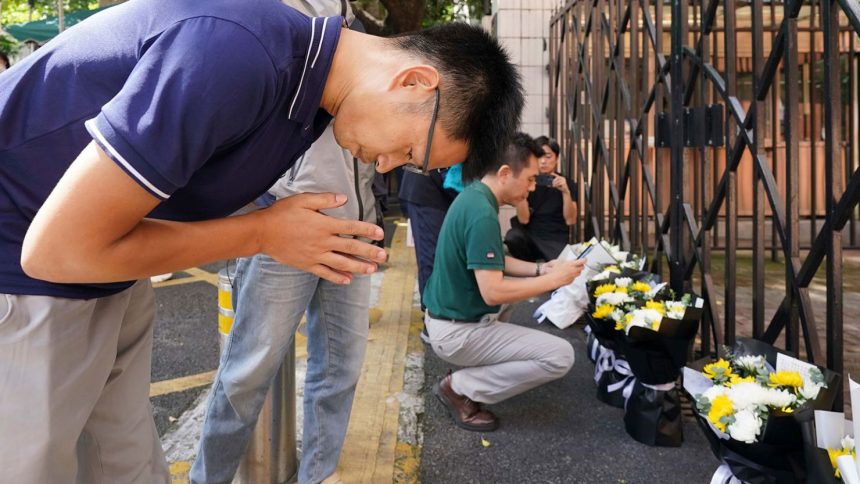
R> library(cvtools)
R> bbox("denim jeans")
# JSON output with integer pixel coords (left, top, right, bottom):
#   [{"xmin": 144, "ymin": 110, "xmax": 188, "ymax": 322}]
[{"xmin": 190, "ymin": 254, "xmax": 370, "ymax": 484}]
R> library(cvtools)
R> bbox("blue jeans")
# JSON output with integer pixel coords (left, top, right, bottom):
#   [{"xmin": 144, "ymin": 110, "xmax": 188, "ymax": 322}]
[{"xmin": 190, "ymin": 254, "xmax": 370, "ymax": 484}]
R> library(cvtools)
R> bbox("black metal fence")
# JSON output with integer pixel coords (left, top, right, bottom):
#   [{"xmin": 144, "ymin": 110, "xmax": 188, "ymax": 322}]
[{"xmin": 549, "ymin": 0, "xmax": 860, "ymax": 406}]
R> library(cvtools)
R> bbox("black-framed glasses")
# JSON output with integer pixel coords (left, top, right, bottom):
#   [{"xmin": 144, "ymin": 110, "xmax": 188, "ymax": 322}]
[{"xmin": 402, "ymin": 88, "xmax": 440, "ymax": 176}]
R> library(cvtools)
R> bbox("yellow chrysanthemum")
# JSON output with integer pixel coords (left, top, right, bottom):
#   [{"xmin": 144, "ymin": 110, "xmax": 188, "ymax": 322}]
[
  {"xmin": 727, "ymin": 374, "xmax": 756, "ymax": 386},
  {"xmin": 650, "ymin": 319, "xmax": 662, "ymax": 331},
  {"xmin": 594, "ymin": 284, "xmax": 617, "ymax": 297},
  {"xmin": 827, "ymin": 447, "xmax": 857, "ymax": 479},
  {"xmin": 630, "ymin": 281, "xmax": 652, "ymax": 294},
  {"xmin": 707, "ymin": 395, "xmax": 734, "ymax": 432},
  {"xmin": 616, "ymin": 287, "xmax": 628, "ymax": 294},
  {"xmin": 615, "ymin": 320, "xmax": 626, "ymax": 331},
  {"xmin": 768, "ymin": 370, "xmax": 804, "ymax": 389},
  {"xmin": 645, "ymin": 300, "xmax": 666, "ymax": 315},
  {"xmin": 605, "ymin": 265, "xmax": 620, "ymax": 272},
  {"xmin": 703, "ymin": 359, "xmax": 732, "ymax": 379},
  {"xmin": 592, "ymin": 304, "xmax": 614, "ymax": 320}
]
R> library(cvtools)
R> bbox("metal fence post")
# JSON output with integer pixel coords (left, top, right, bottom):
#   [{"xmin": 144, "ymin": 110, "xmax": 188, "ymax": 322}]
[{"xmin": 218, "ymin": 268, "xmax": 298, "ymax": 484}]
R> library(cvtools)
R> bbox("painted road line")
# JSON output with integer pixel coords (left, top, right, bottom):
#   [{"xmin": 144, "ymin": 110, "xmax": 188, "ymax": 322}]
[{"xmin": 150, "ymin": 371, "xmax": 216, "ymax": 398}]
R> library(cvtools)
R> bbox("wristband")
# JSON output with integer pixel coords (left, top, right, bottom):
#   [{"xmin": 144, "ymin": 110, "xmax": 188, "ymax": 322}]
[{"xmin": 535, "ymin": 262, "xmax": 542, "ymax": 276}]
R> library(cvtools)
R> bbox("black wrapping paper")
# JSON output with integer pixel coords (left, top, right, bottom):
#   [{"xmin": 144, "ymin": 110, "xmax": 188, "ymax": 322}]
[
  {"xmin": 623, "ymin": 381, "xmax": 684, "ymax": 447},
  {"xmin": 595, "ymin": 364, "xmax": 631, "ymax": 408},
  {"xmin": 622, "ymin": 318, "xmax": 699, "ymax": 385},
  {"xmin": 694, "ymin": 413, "xmax": 804, "ymax": 484}
]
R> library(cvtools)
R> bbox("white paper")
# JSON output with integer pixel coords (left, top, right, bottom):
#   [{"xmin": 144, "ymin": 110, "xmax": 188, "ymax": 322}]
[
  {"xmin": 683, "ymin": 367, "xmax": 714, "ymax": 397},
  {"xmin": 852, "ymin": 377, "xmax": 860, "ymax": 467},
  {"xmin": 815, "ymin": 410, "xmax": 849, "ymax": 449},
  {"xmin": 695, "ymin": 297, "xmax": 704, "ymax": 308},
  {"xmin": 837, "ymin": 454, "xmax": 860, "ymax": 484},
  {"xmin": 647, "ymin": 282, "xmax": 668, "ymax": 299},
  {"xmin": 581, "ymin": 242, "xmax": 618, "ymax": 269},
  {"xmin": 776, "ymin": 352, "xmax": 818, "ymax": 375}
]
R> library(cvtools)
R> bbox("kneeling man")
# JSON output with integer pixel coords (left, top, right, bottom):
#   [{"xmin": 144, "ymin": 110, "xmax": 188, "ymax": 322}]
[{"xmin": 423, "ymin": 133, "xmax": 586, "ymax": 431}]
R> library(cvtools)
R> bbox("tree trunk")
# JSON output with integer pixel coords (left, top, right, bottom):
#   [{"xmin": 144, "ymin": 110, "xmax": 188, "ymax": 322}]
[
  {"xmin": 57, "ymin": 0, "xmax": 65, "ymax": 32},
  {"xmin": 354, "ymin": 0, "xmax": 427, "ymax": 36}
]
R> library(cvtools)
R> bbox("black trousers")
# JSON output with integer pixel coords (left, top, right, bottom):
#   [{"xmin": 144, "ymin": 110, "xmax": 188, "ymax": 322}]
[{"xmin": 504, "ymin": 220, "xmax": 567, "ymax": 262}]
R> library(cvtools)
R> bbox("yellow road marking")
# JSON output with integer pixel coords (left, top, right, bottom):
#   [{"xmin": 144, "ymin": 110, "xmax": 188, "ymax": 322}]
[
  {"xmin": 337, "ymin": 226, "xmax": 416, "ymax": 483},
  {"xmin": 169, "ymin": 460, "xmax": 190, "ymax": 483},
  {"xmin": 151, "ymin": 267, "xmax": 220, "ymax": 289},
  {"xmin": 150, "ymin": 371, "xmax": 217, "ymax": 398}
]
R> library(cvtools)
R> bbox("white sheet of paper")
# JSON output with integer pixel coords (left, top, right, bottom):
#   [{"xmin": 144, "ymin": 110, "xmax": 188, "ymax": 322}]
[
  {"xmin": 815, "ymin": 410, "xmax": 848, "ymax": 448},
  {"xmin": 776, "ymin": 352, "xmax": 818, "ymax": 375},
  {"xmin": 582, "ymin": 242, "xmax": 618, "ymax": 268},
  {"xmin": 837, "ymin": 454, "xmax": 860, "ymax": 484},
  {"xmin": 851, "ymin": 377, "xmax": 860, "ymax": 470},
  {"xmin": 682, "ymin": 367, "xmax": 713, "ymax": 397}
]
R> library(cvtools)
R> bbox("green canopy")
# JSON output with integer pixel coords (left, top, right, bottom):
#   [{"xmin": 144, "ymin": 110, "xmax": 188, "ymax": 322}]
[{"xmin": 6, "ymin": 6, "xmax": 113, "ymax": 44}]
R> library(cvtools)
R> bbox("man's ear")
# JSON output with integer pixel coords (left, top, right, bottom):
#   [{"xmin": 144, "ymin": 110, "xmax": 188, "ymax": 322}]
[
  {"xmin": 389, "ymin": 65, "xmax": 440, "ymax": 94},
  {"xmin": 497, "ymin": 164, "xmax": 512, "ymax": 181}
]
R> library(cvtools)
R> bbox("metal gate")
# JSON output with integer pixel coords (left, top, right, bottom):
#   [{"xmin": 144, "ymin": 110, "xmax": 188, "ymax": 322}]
[{"xmin": 549, "ymin": 0, "xmax": 860, "ymax": 406}]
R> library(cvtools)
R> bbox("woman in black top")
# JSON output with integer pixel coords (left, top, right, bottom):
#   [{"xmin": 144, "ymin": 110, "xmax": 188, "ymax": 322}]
[{"xmin": 504, "ymin": 136, "xmax": 577, "ymax": 261}]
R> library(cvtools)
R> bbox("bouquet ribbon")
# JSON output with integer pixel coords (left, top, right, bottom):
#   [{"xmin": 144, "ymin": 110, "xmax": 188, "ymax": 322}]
[
  {"xmin": 594, "ymin": 346, "xmax": 616, "ymax": 384},
  {"xmin": 710, "ymin": 464, "xmax": 745, "ymax": 484},
  {"xmin": 606, "ymin": 359, "xmax": 635, "ymax": 403}
]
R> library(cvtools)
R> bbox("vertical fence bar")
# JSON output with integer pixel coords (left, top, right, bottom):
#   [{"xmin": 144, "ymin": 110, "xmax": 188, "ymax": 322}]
[
  {"xmin": 822, "ymin": 0, "xmax": 844, "ymax": 410},
  {"xmin": 669, "ymin": 0, "xmax": 687, "ymax": 292},
  {"xmin": 751, "ymin": 0, "xmax": 766, "ymax": 339},
  {"xmin": 784, "ymin": 7, "xmax": 801, "ymax": 354},
  {"xmin": 724, "ymin": 0, "xmax": 738, "ymax": 346},
  {"xmin": 631, "ymin": 0, "xmax": 641, "ymax": 254}
]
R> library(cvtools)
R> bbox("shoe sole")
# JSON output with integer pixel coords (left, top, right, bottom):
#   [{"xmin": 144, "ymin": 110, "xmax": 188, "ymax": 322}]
[{"xmin": 432, "ymin": 383, "xmax": 499, "ymax": 432}]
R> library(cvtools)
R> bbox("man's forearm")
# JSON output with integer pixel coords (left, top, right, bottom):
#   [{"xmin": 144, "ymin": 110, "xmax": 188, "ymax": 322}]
[
  {"xmin": 503, "ymin": 255, "xmax": 540, "ymax": 277},
  {"xmin": 481, "ymin": 275, "xmax": 560, "ymax": 305}
]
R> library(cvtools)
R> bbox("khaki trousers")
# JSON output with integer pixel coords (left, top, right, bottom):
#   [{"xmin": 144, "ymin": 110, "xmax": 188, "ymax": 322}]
[
  {"xmin": 0, "ymin": 280, "xmax": 169, "ymax": 484},
  {"xmin": 425, "ymin": 312, "xmax": 575, "ymax": 404}
]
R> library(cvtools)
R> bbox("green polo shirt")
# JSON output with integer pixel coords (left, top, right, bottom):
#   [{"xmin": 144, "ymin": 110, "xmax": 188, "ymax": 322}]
[{"xmin": 423, "ymin": 181, "xmax": 506, "ymax": 321}]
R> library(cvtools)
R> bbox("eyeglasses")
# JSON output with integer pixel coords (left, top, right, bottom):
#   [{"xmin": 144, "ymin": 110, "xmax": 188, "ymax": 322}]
[{"xmin": 402, "ymin": 88, "xmax": 440, "ymax": 176}]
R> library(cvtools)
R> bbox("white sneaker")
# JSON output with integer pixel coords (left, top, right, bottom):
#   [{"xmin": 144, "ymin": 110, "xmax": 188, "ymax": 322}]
[{"xmin": 150, "ymin": 273, "xmax": 173, "ymax": 283}]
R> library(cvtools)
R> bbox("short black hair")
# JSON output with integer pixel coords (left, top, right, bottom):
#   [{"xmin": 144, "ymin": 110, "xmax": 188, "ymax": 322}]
[
  {"xmin": 534, "ymin": 136, "xmax": 560, "ymax": 156},
  {"xmin": 482, "ymin": 132, "xmax": 542, "ymax": 177},
  {"xmin": 0, "ymin": 52, "xmax": 9, "ymax": 69},
  {"xmin": 392, "ymin": 23, "xmax": 523, "ymax": 181}
]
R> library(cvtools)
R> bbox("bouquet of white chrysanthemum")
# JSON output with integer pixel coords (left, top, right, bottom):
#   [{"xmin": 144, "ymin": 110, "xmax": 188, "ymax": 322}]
[
  {"xmin": 532, "ymin": 239, "xmax": 638, "ymax": 330},
  {"xmin": 684, "ymin": 338, "xmax": 842, "ymax": 483}
]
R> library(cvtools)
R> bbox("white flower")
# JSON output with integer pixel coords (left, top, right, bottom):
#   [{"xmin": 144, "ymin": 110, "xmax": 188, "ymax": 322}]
[
  {"xmin": 596, "ymin": 292, "xmax": 633, "ymax": 307},
  {"xmin": 762, "ymin": 388, "xmax": 797, "ymax": 409},
  {"xmin": 614, "ymin": 251, "xmax": 629, "ymax": 261},
  {"xmin": 665, "ymin": 301, "xmax": 687, "ymax": 319},
  {"xmin": 615, "ymin": 277, "xmax": 632, "ymax": 288},
  {"xmin": 734, "ymin": 355, "xmax": 767, "ymax": 376},
  {"xmin": 842, "ymin": 435, "xmax": 855, "ymax": 452},
  {"xmin": 610, "ymin": 308, "xmax": 625, "ymax": 322},
  {"xmin": 727, "ymin": 382, "xmax": 770, "ymax": 410},
  {"xmin": 702, "ymin": 384, "xmax": 729, "ymax": 401},
  {"xmin": 620, "ymin": 260, "xmax": 639, "ymax": 269},
  {"xmin": 797, "ymin": 381, "xmax": 823, "ymax": 401},
  {"xmin": 727, "ymin": 409, "xmax": 763, "ymax": 443},
  {"xmin": 624, "ymin": 308, "xmax": 663, "ymax": 333}
]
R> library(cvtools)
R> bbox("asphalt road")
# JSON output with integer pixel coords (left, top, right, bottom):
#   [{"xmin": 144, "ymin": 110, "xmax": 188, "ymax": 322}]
[
  {"xmin": 420, "ymin": 296, "xmax": 719, "ymax": 484},
  {"xmin": 151, "ymin": 261, "xmax": 225, "ymax": 436}
]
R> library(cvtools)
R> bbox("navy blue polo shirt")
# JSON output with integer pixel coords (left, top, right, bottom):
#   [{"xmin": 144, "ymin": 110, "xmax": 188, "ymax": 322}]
[{"xmin": 0, "ymin": 0, "xmax": 342, "ymax": 298}]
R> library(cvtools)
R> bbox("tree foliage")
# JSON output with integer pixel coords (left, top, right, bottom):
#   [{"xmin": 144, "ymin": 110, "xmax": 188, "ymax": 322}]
[
  {"xmin": 352, "ymin": 0, "xmax": 484, "ymax": 36},
  {"xmin": 2, "ymin": 0, "xmax": 97, "ymax": 26}
]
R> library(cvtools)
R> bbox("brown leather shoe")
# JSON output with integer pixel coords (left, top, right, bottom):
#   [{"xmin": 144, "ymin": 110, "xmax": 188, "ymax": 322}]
[{"xmin": 433, "ymin": 373, "xmax": 499, "ymax": 432}]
